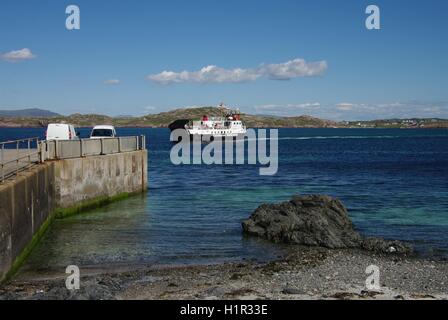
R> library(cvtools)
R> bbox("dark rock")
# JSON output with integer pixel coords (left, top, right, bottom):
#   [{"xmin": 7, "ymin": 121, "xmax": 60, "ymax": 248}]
[
  {"xmin": 223, "ymin": 288, "xmax": 257, "ymax": 298},
  {"xmin": 242, "ymin": 195, "xmax": 362, "ymax": 249},
  {"xmin": 361, "ymin": 238, "xmax": 413, "ymax": 254},
  {"xmin": 410, "ymin": 293, "xmax": 436, "ymax": 299},
  {"xmin": 203, "ymin": 286, "xmax": 228, "ymax": 297},
  {"xmin": 27, "ymin": 278, "xmax": 118, "ymax": 300},
  {"xmin": 242, "ymin": 195, "xmax": 413, "ymax": 254},
  {"xmin": 360, "ymin": 290, "xmax": 382, "ymax": 297},
  {"xmin": 330, "ymin": 292, "xmax": 359, "ymax": 299},
  {"xmin": 230, "ymin": 273, "xmax": 244, "ymax": 280},
  {"xmin": 281, "ymin": 287, "xmax": 304, "ymax": 295},
  {"xmin": 31, "ymin": 286, "xmax": 73, "ymax": 300}
]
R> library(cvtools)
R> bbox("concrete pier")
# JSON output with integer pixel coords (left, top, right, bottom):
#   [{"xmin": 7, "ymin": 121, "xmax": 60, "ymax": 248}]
[
  {"xmin": 1, "ymin": 149, "xmax": 39, "ymax": 180},
  {"xmin": 0, "ymin": 147, "xmax": 147, "ymax": 281},
  {"xmin": 54, "ymin": 150, "xmax": 147, "ymax": 212}
]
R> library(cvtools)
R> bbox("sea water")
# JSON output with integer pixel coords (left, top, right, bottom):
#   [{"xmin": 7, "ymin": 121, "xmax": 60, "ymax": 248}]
[{"xmin": 1, "ymin": 127, "xmax": 447, "ymax": 272}]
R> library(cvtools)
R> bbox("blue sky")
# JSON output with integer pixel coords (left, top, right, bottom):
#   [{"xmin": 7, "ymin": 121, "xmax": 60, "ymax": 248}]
[{"xmin": 0, "ymin": 0, "xmax": 447, "ymax": 120}]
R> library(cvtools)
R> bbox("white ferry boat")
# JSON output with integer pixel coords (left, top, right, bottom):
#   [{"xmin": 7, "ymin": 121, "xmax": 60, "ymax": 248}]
[{"xmin": 169, "ymin": 105, "xmax": 247, "ymax": 141}]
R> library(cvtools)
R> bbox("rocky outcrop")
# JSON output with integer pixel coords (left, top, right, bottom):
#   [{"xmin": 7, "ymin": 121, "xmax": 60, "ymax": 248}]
[
  {"xmin": 361, "ymin": 238, "xmax": 412, "ymax": 254},
  {"xmin": 242, "ymin": 195, "xmax": 412, "ymax": 254}
]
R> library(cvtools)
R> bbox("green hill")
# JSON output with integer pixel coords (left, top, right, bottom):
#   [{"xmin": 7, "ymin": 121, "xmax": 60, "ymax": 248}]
[
  {"xmin": 0, "ymin": 106, "xmax": 339, "ymax": 128},
  {"xmin": 1, "ymin": 106, "xmax": 447, "ymax": 128},
  {"xmin": 0, "ymin": 108, "xmax": 60, "ymax": 118}
]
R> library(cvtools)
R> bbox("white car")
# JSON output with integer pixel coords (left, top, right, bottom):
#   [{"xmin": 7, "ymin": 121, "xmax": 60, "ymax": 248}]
[
  {"xmin": 46, "ymin": 123, "xmax": 79, "ymax": 140},
  {"xmin": 90, "ymin": 125, "xmax": 117, "ymax": 139}
]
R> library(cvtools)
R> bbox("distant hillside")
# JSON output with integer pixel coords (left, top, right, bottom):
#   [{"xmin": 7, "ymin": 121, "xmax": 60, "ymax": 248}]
[
  {"xmin": 0, "ymin": 108, "xmax": 60, "ymax": 118},
  {"xmin": 343, "ymin": 118, "xmax": 448, "ymax": 128},
  {"xmin": 138, "ymin": 106, "xmax": 338, "ymax": 128},
  {"xmin": 0, "ymin": 106, "xmax": 339, "ymax": 128},
  {"xmin": 0, "ymin": 106, "xmax": 447, "ymax": 128}
]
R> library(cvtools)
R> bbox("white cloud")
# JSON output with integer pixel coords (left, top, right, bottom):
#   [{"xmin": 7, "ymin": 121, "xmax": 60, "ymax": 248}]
[
  {"xmin": 259, "ymin": 59, "xmax": 327, "ymax": 80},
  {"xmin": 148, "ymin": 66, "xmax": 259, "ymax": 84},
  {"xmin": 1, "ymin": 48, "xmax": 36, "ymax": 62},
  {"xmin": 336, "ymin": 103, "xmax": 355, "ymax": 111},
  {"xmin": 422, "ymin": 106, "xmax": 440, "ymax": 113},
  {"xmin": 255, "ymin": 103, "xmax": 321, "ymax": 111},
  {"xmin": 147, "ymin": 58, "xmax": 327, "ymax": 85},
  {"xmin": 184, "ymin": 105, "xmax": 206, "ymax": 109},
  {"xmin": 104, "ymin": 79, "xmax": 120, "ymax": 85}
]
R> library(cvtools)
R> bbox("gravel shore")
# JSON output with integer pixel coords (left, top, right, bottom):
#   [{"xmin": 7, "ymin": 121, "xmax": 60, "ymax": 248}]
[{"xmin": 1, "ymin": 246, "xmax": 447, "ymax": 300}]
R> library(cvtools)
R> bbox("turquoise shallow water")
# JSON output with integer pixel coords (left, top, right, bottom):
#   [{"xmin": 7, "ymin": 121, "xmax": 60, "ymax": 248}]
[{"xmin": 1, "ymin": 127, "xmax": 448, "ymax": 272}]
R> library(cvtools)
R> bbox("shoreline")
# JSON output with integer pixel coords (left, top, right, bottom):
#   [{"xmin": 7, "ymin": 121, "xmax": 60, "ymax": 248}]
[
  {"xmin": 1, "ymin": 125, "xmax": 447, "ymax": 129},
  {"xmin": 1, "ymin": 246, "xmax": 447, "ymax": 300}
]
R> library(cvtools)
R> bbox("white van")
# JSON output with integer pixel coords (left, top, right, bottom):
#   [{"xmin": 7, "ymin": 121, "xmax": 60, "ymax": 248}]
[
  {"xmin": 45, "ymin": 123, "xmax": 79, "ymax": 140},
  {"xmin": 90, "ymin": 125, "xmax": 117, "ymax": 139}
]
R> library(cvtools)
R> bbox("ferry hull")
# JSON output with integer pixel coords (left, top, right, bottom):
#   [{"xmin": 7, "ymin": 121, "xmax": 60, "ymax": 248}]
[
  {"xmin": 170, "ymin": 129, "xmax": 247, "ymax": 143},
  {"xmin": 193, "ymin": 133, "xmax": 247, "ymax": 142}
]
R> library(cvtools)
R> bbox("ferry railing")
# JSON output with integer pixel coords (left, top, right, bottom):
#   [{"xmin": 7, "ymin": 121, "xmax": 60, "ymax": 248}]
[{"xmin": 0, "ymin": 137, "xmax": 40, "ymax": 183}]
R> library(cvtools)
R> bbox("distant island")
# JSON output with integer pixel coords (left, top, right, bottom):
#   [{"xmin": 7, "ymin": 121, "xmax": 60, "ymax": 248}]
[
  {"xmin": 0, "ymin": 106, "xmax": 447, "ymax": 129},
  {"xmin": 0, "ymin": 108, "xmax": 60, "ymax": 118}
]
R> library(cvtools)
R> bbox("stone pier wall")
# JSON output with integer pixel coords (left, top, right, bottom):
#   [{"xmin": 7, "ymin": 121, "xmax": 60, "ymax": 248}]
[{"xmin": 0, "ymin": 150, "xmax": 147, "ymax": 281}]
